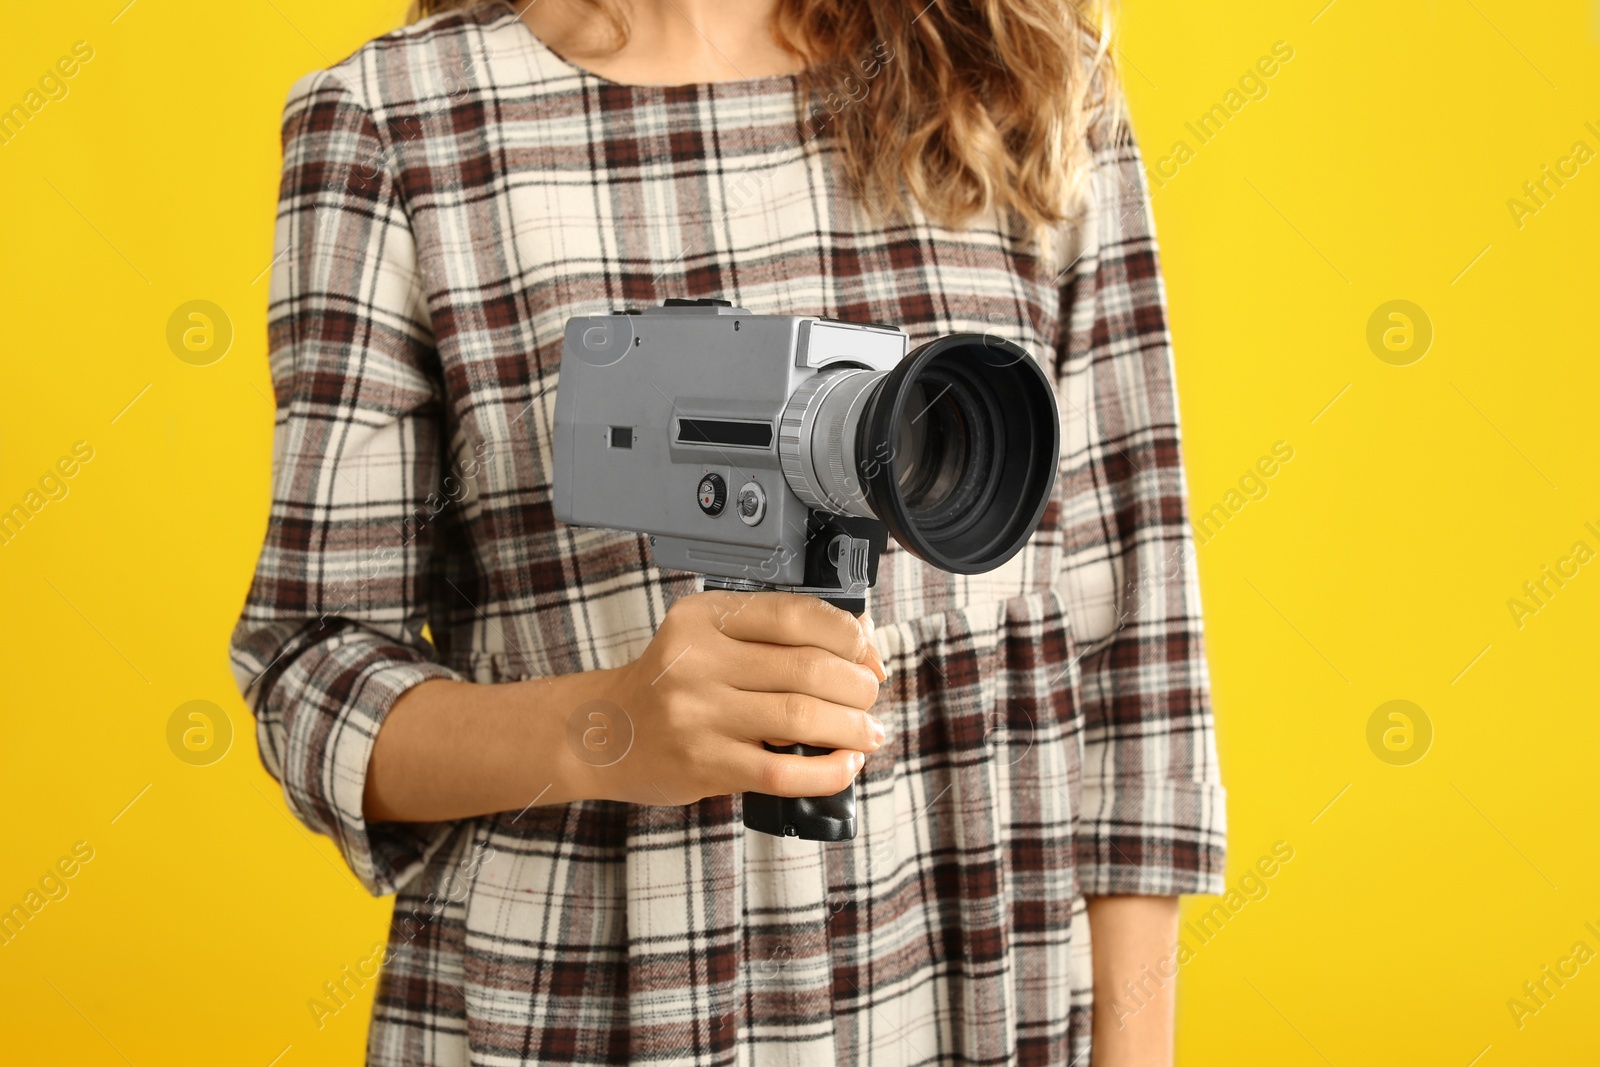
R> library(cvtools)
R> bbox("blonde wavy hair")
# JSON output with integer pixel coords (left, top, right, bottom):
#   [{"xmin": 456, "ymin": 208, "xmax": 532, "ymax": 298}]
[{"xmin": 410, "ymin": 0, "xmax": 1118, "ymax": 248}]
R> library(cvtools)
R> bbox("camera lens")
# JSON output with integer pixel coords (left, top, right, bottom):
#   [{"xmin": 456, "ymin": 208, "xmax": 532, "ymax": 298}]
[
  {"xmin": 893, "ymin": 373, "xmax": 988, "ymax": 529},
  {"xmin": 858, "ymin": 335, "xmax": 1057, "ymax": 573},
  {"xmin": 778, "ymin": 334, "xmax": 1058, "ymax": 575}
]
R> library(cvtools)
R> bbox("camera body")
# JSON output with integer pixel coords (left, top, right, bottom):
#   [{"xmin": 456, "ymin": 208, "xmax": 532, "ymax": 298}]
[{"xmin": 552, "ymin": 299, "xmax": 904, "ymax": 599}]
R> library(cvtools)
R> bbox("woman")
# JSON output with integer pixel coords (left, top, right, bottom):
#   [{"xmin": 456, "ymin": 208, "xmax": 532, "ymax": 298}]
[{"xmin": 230, "ymin": 0, "xmax": 1225, "ymax": 1063}]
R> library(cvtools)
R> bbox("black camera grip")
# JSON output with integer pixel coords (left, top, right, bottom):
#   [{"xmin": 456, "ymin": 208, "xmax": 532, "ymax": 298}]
[
  {"xmin": 741, "ymin": 743, "xmax": 858, "ymax": 841},
  {"xmin": 740, "ymin": 593, "xmax": 864, "ymax": 841}
]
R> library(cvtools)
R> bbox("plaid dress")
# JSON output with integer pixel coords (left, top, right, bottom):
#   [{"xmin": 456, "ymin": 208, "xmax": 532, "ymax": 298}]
[{"xmin": 229, "ymin": 3, "xmax": 1225, "ymax": 1064}]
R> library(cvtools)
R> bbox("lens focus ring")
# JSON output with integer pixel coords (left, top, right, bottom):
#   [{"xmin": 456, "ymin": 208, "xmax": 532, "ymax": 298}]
[
  {"xmin": 778, "ymin": 373, "xmax": 834, "ymax": 510},
  {"xmin": 778, "ymin": 369, "xmax": 883, "ymax": 518}
]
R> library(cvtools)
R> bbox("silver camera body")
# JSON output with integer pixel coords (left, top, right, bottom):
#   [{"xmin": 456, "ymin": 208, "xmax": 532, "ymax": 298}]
[{"xmin": 551, "ymin": 299, "xmax": 905, "ymax": 596}]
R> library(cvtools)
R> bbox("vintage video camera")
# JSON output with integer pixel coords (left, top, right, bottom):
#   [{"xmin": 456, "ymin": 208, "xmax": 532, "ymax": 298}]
[{"xmin": 552, "ymin": 298, "xmax": 1060, "ymax": 841}]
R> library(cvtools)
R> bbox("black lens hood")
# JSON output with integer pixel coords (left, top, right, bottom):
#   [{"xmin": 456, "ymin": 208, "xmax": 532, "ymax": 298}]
[{"xmin": 858, "ymin": 333, "xmax": 1059, "ymax": 574}]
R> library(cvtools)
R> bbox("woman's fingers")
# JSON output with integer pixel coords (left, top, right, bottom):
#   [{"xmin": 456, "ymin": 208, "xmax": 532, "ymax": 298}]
[
  {"xmin": 732, "ymin": 690, "xmax": 885, "ymax": 753},
  {"xmin": 720, "ymin": 642, "xmax": 881, "ymax": 709},
  {"xmin": 701, "ymin": 590, "xmax": 880, "ymax": 674},
  {"xmin": 729, "ymin": 743, "xmax": 867, "ymax": 798}
]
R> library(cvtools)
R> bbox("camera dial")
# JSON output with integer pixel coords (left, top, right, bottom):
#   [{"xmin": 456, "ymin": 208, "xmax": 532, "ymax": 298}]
[
  {"xmin": 736, "ymin": 481, "xmax": 767, "ymax": 526},
  {"xmin": 696, "ymin": 473, "xmax": 726, "ymax": 515}
]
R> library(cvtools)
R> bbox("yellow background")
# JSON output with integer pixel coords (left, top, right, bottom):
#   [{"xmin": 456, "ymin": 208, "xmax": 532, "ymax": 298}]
[{"xmin": 2, "ymin": 1, "xmax": 1596, "ymax": 1063}]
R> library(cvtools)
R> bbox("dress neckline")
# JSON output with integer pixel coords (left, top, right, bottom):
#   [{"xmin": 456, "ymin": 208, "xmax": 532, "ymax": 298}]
[{"xmin": 494, "ymin": 0, "xmax": 805, "ymax": 94}]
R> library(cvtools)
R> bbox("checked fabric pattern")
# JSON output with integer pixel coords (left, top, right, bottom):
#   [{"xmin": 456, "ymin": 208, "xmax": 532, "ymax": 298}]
[{"xmin": 229, "ymin": 3, "xmax": 1226, "ymax": 1064}]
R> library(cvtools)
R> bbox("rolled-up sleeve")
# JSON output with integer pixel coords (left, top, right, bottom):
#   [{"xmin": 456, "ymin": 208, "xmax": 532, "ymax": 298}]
[
  {"xmin": 229, "ymin": 68, "xmax": 463, "ymax": 896},
  {"xmin": 1054, "ymin": 104, "xmax": 1227, "ymax": 898}
]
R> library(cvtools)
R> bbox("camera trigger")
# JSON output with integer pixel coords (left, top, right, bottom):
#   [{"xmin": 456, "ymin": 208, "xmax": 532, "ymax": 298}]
[{"xmin": 828, "ymin": 534, "xmax": 871, "ymax": 597}]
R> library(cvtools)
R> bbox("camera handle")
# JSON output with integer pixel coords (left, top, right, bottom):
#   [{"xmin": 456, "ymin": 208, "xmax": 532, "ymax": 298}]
[
  {"xmin": 703, "ymin": 519, "xmax": 882, "ymax": 841},
  {"xmin": 721, "ymin": 587, "xmax": 863, "ymax": 842},
  {"xmin": 748, "ymin": 586, "xmax": 864, "ymax": 842}
]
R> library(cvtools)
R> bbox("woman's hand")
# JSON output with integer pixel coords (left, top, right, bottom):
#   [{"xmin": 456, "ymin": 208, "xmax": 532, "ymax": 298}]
[
  {"xmin": 586, "ymin": 590, "xmax": 887, "ymax": 806},
  {"xmin": 363, "ymin": 590, "xmax": 886, "ymax": 824}
]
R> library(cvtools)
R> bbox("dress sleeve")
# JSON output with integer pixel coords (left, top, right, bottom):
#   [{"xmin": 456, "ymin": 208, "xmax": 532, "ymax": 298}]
[
  {"xmin": 229, "ymin": 68, "xmax": 465, "ymax": 896},
  {"xmin": 1054, "ymin": 105, "xmax": 1227, "ymax": 898}
]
